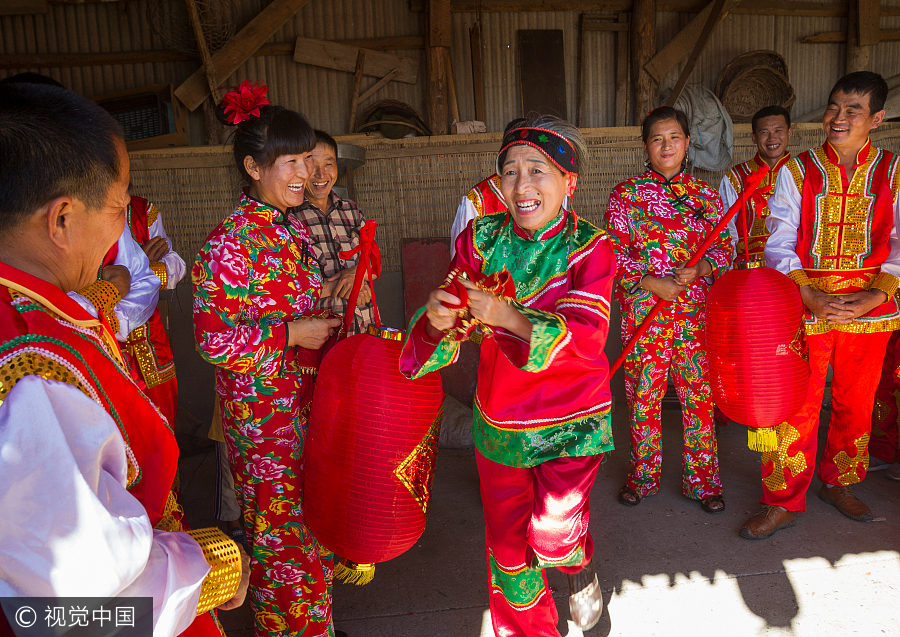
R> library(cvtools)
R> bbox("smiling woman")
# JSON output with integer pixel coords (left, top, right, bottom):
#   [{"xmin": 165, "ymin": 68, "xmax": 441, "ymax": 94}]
[
  {"xmin": 605, "ymin": 105, "xmax": 731, "ymax": 516},
  {"xmin": 401, "ymin": 114, "xmax": 614, "ymax": 635},
  {"xmin": 192, "ymin": 82, "xmax": 343, "ymax": 637}
]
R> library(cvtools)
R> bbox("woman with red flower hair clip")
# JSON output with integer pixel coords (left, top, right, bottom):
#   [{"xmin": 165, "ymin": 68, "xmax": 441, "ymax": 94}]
[
  {"xmin": 192, "ymin": 82, "xmax": 343, "ymax": 637},
  {"xmin": 401, "ymin": 114, "xmax": 616, "ymax": 635}
]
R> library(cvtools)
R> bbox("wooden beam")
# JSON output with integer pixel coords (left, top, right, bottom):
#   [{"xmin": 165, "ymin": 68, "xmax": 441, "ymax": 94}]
[
  {"xmin": 0, "ymin": 37, "xmax": 424, "ymax": 72},
  {"xmin": 667, "ymin": 0, "xmax": 740, "ymax": 105},
  {"xmin": 408, "ymin": 0, "xmax": 900, "ymax": 16},
  {"xmin": 356, "ymin": 68, "xmax": 400, "ymax": 104},
  {"xmin": 469, "ymin": 22, "xmax": 485, "ymax": 123},
  {"xmin": 184, "ymin": 0, "xmax": 219, "ymax": 102},
  {"xmin": 615, "ymin": 13, "xmax": 630, "ymax": 126},
  {"xmin": 846, "ymin": 0, "xmax": 871, "ymax": 73},
  {"xmin": 802, "ymin": 29, "xmax": 900, "ymax": 43},
  {"xmin": 631, "ymin": 0, "xmax": 657, "ymax": 121},
  {"xmin": 348, "ymin": 52, "xmax": 366, "ymax": 133},
  {"xmin": 292, "ymin": 37, "xmax": 418, "ymax": 84},
  {"xmin": 174, "ymin": 0, "xmax": 313, "ymax": 112},
  {"xmin": 858, "ymin": 0, "xmax": 881, "ymax": 46},
  {"xmin": 426, "ymin": 0, "xmax": 451, "ymax": 134},
  {"xmin": 645, "ymin": 0, "xmax": 712, "ymax": 82},
  {"xmin": 0, "ymin": 0, "xmax": 47, "ymax": 14}
]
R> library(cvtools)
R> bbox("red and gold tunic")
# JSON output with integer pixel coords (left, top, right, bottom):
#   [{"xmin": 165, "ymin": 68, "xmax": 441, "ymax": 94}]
[
  {"xmin": 121, "ymin": 195, "xmax": 179, "ymax": 425},
  {"xmin": 0, "ymin": 262, "xmax": 235, "ymax": 635},
  {"xmin": 450, "ymin": 174, "xmax": 508, "ymax": 252},
  {"xmin": 766, "ymin": 139, "xmax": 900, "ymax": 335},
  {"xmin": 719, "ymin": 152, "xmax": 790, "ymax": 263}
]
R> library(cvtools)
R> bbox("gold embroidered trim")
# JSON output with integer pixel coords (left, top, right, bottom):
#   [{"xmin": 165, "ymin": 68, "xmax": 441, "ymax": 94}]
[
  {"xmin": 870, "ymin": 271, "xmax": 899, "ymax": 298},
  {"xmin": 186, "ymin": 527, "xmax": 243, "ymax": 614},
  {"xmin": 147, "ymin": 202, "xmax": 159, "ymax": 227},
  {"xmin": 154, "ymin": 490, "xmax": 185, "ymax": 532},
  {"xmin": 805, "ymin": 316, "xmax": 900, "ymax": 335},
  {"xmin": 835, "ymin": 433, "xmax": 869, "ymax": 485},
  {"xmin": 123, "ymin": 323, "xmax": 176, "ymax": 388},
  {"xmin": 77, "ymin": 280, "xmax": 121, "ymax": 335},
  {"xmin": 150, "ymin": 261, "xmax": 168, "ymax": 289},
  {"xmin": 787, "ymin": 269, "xmax": 812, "ymax": 287},
  {"xmin": 0, "ymin": 349, "xmax": 139, "ymax": 487},
  {"xmin": 762, "ymin": 422, "xmax": 807, "ymax": 492}
]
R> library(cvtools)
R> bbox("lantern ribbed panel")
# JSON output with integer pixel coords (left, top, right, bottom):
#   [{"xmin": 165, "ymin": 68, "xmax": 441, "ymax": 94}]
[
  {"xmin": 706, "ymin": 267, "xmax": 809, "ymax": 428},
  {"xmin": 304, "ymin": 333, "xmax": 443, "ymax": 563}
]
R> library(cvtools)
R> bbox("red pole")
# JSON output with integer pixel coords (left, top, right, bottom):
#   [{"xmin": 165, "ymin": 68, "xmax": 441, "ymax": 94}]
[{"xmin": 609, "ymin": 165, "xmax": 768, "ymax": 374}]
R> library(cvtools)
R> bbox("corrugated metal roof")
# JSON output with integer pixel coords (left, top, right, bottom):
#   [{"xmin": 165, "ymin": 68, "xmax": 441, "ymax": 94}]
[{"xmin": 1, "ymin": 0, "xmax": 897, "ymax": 138}]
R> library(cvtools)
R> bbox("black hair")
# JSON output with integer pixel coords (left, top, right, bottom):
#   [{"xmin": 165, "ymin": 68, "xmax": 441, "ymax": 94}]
[
  {"xmin": 0, "ymin": 83, "xmax": 122, "ymax": 233},
  {"xmin": 503, "ymin": 117, "xmax": 527, "ymax": 135},
  {"xmin": 829, "ymin": 71, "xmax": 888, "ymax": 113},
  {"xmin": 641, "ymin": 106, "xmax": 690, "ymax": 143},
  {"xmin": 497, "ymin": 114, "xmax": 586, "ymax": 176},
  {"xmin": 751, "ymin": 105, "xmax": 792, "ymax": 133},
  {"xmin": 219, "ymin": 103, "xmax": 316, "ymax": 183},
  {"xmin": 313, "ymin": 129, "xmax": 338, "ymax": 156}
]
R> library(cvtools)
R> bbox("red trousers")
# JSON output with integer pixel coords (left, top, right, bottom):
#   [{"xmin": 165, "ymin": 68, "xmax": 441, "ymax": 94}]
[
  {"xmin": 476, "ymin": 451, "xmax": 602, "ymax": 637},
  {"xmin": 761, "ymin": 330, "xmax": 891, "ymax": 511},
  {"xmin": 871, "ymin": 331, "xmax": 900, "ymax": 463}
]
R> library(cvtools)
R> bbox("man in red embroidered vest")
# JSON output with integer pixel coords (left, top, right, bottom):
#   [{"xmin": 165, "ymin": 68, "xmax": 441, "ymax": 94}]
[
  {"xmin": 122, "ymin": 195, "xmax": 185, "ymax": 425},
  {"xmin": 0, "ymin": 81, "xmax": 247, "ymax": 635},
  {"xmin": 719, "ymin": 105, "xmax": 793, "ymax": 265},
  {"xmin": 741, "ymin": 72, "xmax": 900, "ymax": 539}
]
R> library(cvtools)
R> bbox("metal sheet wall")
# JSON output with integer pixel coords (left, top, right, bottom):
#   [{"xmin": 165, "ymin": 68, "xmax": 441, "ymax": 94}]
[{"xmin": 1, "ymin": 1, "xmax": 898, "ymax": 138}]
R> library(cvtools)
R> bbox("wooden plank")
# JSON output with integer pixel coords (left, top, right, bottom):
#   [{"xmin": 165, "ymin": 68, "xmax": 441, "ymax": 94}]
[
  {"xmin": 615, "ymin": 13, "xmax": 630, "ymax": 126},
  {"xmin": 348, "ymin": 52, "xmax": 366, "ymax": 133},
  {"xmin": 803, "ymin": 29, "xmax": 900, "ymax": 43},
  {"xmin": 408, "ymin": 0, "xmax": 900, "ymax": 15},
  {"xmin": 645, "ymin": 1, "xmax": 712, "ymax": 82},
  {"xmin": 356, "ymin": 68, "xmax": 400, "ymax": 104},
  {"xmin": 846, "ymin": 0, "xmax": 871, "ymax": 73},
  {"xmin": 469, "ymin": 22, "xmax": 485, "ymax": 123},
  {"xmin": 0, "ymin": 0, "xmax": 47, "ymax": 14},
  {"xmin": 292, "ymin": 37, "xmax": 418, "ymax": 84},
  {"xmin": 444, "ymin": 47, "xmax": 461, "ymax": 124},
  {"xmin": 184, "ymin": 0, "xmax": 219, "ymax": 102},
  {"xmin": 631, "ymin": 0, "xmax": 656, "ymax": 121},
  {"xmin": 668, "ymin": 0, "xmax": 740, "ymax": 105},
  {"xmin": 858, "ymin": 0, "xmax": 881, "ymax": 46},
  {"xmin": 174, "ymin": 0, "xmax": 312, "ymax": 112},
  {"xmin": 426, "ymin": 0, "xmax": 451, "ymax": 134}
]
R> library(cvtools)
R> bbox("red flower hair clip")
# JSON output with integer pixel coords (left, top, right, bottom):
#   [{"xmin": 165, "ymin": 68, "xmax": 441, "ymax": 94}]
[{"xmin": 222, "ymin": 80, "xmax": 270, "ymax": 125}]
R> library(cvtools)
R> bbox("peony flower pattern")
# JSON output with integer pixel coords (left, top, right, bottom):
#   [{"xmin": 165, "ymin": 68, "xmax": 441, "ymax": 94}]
[{"xmin": 192, "ymin": 191, "xmax": 335, "ymax": 636}]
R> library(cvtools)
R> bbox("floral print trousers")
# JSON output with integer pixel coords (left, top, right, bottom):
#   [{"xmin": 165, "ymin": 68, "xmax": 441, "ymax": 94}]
[
  {"xmin": 220, "ymin": 372, "xmax": 335, "ymax": 637},
  {"xmin": 622, "ymin": 301, "xmax": 723, "ymax": 500}
]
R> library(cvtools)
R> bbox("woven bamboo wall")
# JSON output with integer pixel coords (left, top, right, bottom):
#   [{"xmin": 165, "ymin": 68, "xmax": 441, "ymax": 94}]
[{"xmin": 130, "ymin": 122, "xmax": 900, "ymax": 273}]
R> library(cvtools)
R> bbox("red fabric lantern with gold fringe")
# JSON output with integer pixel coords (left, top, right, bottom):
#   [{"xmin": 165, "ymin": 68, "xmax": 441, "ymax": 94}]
[
  {"xmin": 303, "ymin": 325, "xmax": 443, "ymax": 575},
  {"xmin": 705, "ymin": 264, "xmax": 809, "ymax": 450}
]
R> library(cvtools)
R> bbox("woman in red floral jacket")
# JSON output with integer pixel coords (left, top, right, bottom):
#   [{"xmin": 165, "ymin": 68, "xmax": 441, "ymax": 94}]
[
  {"xmin": 605, "ymin": 106, "xmax": 731, "ymax": 514},
  {"xmin": 192, "ymin": 83, "xmax": 341, "ymax": 637}
]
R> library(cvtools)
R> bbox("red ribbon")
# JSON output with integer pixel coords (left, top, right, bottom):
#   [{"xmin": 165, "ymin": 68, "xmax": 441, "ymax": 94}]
[
  {"xmin": 338, "ymin": 220, "xmax": 381, "ymax": 334},
  {"xmin": 610, "ymin": 165, "xmax": 768, "ymax": 374}
]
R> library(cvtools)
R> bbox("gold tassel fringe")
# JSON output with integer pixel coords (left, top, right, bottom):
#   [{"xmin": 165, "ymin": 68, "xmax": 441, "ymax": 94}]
[
  {"xmin": 335, "ymin": 561, "xmax": 375, "ymax": 586},
  {"xmin": 748, "ymin": 427, "xmax": 778, "ymax": 453}
]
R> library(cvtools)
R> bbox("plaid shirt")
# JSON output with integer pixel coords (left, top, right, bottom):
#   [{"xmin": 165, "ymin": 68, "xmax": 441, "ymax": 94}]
[{"xmin": 289, "ymin": 192, "xmax": 377, "ymax": 335}]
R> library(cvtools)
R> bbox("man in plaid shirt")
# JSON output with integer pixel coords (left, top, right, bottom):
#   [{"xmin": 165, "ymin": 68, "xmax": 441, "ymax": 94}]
[{"xmin": 290, "ymin": 130, "xmax": 377, "ymax": 335}]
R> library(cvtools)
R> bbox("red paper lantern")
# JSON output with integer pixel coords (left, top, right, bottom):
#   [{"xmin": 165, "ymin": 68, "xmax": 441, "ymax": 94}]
[
  {"xmin": 303, "ymin": 325, "xmax": 443, "ymax": 565},
  {"xmin": 705, "ymin": 265, "xmax": 809, "ymax": 430}
]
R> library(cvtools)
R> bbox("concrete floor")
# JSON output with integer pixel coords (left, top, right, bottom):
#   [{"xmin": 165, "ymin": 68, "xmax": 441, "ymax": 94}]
[{"xmin": 179, "ymin": 404, "xmax": 900, "ymax": 637}]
